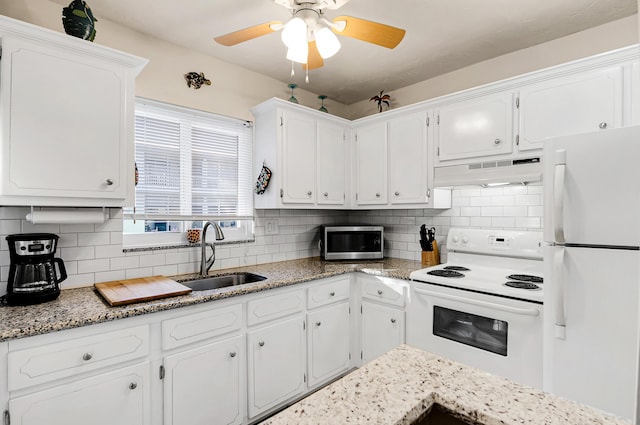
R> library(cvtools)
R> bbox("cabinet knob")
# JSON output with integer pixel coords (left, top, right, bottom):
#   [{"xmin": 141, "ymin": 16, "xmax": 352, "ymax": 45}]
[
  {"xmin": 599, "ymin": 122, "xmax": 608, "ymax": 129},
  {"xmin": 316, "ymin": 321, "xmax": 321, "ymax": 327},
  {"xmin": 494, "ymin": 139, "xmax": 501, "ymax": 145},
  {"xmin": 129, "ymin": 382, "xmax": 137, "ymax": 390},
  {"xmin": 329, "ymin": 291, "xmax": 335, "ymax": 296},
  {"xmin": 375, "ymin": 193, "xmax": 381, "ymax": 198},
  {"xmin": 82, "ymin": 352, "xmax": 93, "ymax": 361},
  {"xmin": 105, "ymin": 179, "xmax": 114, "ymax": 186},
  {"xmin": 390, "ymin": 318, "xmax": 397, "ymax": 324},
  {"xmin": 229, "ymin": 351, "xmax": 237, "ymax": 358},
  {"xmin": 377, "ymin": 289, "xmax": 383, "ymax": 295},
  {"xmin": 323, "ymin": 192, "xmax": 328, "ymax": 197},
  {"xmin": 258, "ymin": 341, "xmax": 265, "ymax": 347},
  {"xmin": 307, "ymin": 191, "xmax": 312, "ymax": 196},
  {"xmin": 394, "ymin": 191, "xmax": 400, "ymax": 196}
]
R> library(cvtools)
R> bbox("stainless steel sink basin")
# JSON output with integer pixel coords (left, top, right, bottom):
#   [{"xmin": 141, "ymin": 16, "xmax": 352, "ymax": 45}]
[{"xmin": 182, "ymin": 273, "xmax": 267, "ymax": 291}]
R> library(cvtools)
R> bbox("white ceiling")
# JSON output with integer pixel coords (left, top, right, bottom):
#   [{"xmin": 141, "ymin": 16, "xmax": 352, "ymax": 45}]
[{"xmin": 50, "ymin": 0, "xmax": 637, "ymax": 104}]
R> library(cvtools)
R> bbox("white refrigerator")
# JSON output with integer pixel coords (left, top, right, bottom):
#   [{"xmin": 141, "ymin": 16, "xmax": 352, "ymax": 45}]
[{"xmin": 543, "ymin": 126, "xmax": 640, "ymax": 423}]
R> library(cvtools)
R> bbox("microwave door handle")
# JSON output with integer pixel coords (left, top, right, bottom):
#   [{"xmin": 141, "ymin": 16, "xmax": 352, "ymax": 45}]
[
  {"xmin": 553, "ymin": 247, "xmax": 567, "ymax": 340},
  {"xmin": 414, "ymin": 288, "xmax": 540, "ymax": 316},
  {"xmin": 553, "ymin": 149, "xmax": 567, "ymax": 244}
]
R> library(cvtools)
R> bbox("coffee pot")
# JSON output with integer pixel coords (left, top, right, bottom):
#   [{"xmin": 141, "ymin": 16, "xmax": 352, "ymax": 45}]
[{"xmin": 5, "ymin": 233, "xmax": 67, "ymax": 305}]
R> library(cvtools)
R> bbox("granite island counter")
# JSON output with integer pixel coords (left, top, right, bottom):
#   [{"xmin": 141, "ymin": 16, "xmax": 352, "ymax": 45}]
[
  {"xmin": 0, "ymin": 257, "xmax": 420, "ymax": 342},
  {"xmin": 261, "ymin": 344, "xmax": 630, "ymax": 425}
]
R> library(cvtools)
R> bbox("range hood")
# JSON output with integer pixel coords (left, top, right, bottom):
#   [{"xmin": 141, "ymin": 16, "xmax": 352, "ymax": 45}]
[{"xmin": 434, "ymin": 157, "xmax": 542, "ymax": 188}]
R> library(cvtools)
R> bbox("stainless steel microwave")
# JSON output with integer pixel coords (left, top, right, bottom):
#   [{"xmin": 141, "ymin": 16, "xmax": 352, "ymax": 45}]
[{"xmin": 320, "ymin": 226, "xmax": 384, "ymax": 260}]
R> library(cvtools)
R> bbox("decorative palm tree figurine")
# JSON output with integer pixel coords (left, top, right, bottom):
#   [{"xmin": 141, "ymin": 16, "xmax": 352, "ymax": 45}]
[
  {"xmin": 370, "ymin": 90, "xmax": 391, "ymax": 113},
  {"xmin": 318, "ymin": 95, "xmax": 328, "ymax": 113},
  {"xmin": 288, "ymin": 83, "xmax": 299, "ymax": 104}
]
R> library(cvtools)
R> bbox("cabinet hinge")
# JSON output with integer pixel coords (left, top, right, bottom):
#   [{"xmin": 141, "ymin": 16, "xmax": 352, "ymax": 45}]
[
  {"xmin": 280, "ymin": 188, "xmax": 283, "ymax": 198},
  {"xmin": 280, "ymin": 116, "xmax": 283, "ymax": 126},
  {"xmin": 349, "ymin": 352, "xmax": 351, "ymax": 360},
  {"xmin": 437, "ymin": 115, "xmax": 440, "ymax": 125},
  {"xmin": 360, "ymin": 305, "xmax": 363, "ymax": 314},
  {"xmin": 360, "ymin": 350, "xmax": 363, "ymax": 360},
  {"xmin": 349, "ymin": 306, "xmax": 351, "ymax": 314},
  {"xmin": 355, "ymin": 134, "xmax": 358, "ymax": 142},
  {"xmin": 355, "ymin": 193, "xmax": 358, "ymax": 201},
  {"xmin": 426, "ymin": 117, "xmax": 430, "ymax": 127},
  {"xmin": 343, "ymin": 193, "xmax": 346, "ymax": 200},
  {"xmin": 303, "ymin": 320, "xmax": 306, "ymax": 331},
  {"xmin": 159, "ymin": 365, "xmax": 165, "ymax": 380},
  {"xmin": 437, "ymin": 146, "xmax": 440, "ymax": 157},
  {"xmin": 3, "ymin": 410, "xmax": 9, "ymax": 425},
  {"xmin": 304, "ymin": 373, "xmax": 307, "ymax": 383},
  {"xmin": 516, "ymin": 135, "xmax": 520, "ymax": 146},
  {"xmin": 516, "ymin": 97, "xmax": 520, "ymax": 108}
]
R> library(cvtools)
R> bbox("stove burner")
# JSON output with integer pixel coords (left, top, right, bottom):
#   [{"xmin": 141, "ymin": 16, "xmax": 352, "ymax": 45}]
[
  {"xmin": 507, "ymin": 274, "xmax": 543, "ymax": 283},
  {"xmin": 427, "ymin": 270, "xmax": 465, "ymax": 278},
  {"xmin": 443, "ymin": 266, "xmax": 470, "ymax": 271},
  {"xmin": 504, "ymin": 281, "xmax": 540, "ymax": 290}
]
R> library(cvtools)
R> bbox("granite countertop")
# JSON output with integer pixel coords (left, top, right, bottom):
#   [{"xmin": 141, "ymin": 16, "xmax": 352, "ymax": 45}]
[
  {"xmin": 0, "ymin": 257, "xmax": 421, "ymax": 342},
  {"xmin": 262, "ymin": 344, "xmax": 631, "ymax": 425}
]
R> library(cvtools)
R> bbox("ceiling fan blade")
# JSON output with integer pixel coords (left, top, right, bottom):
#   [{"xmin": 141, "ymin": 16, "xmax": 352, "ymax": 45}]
[
  {"xmin": 331, "ymin": 16, "xmax": 405, "ymax": 49},
  {"xmin": 214, "ymin": 21, "xmax": 282, "ymax": 46},
  {"xmin": 303, "ymin": 41, "xmax": 324, "ymax": 70}
]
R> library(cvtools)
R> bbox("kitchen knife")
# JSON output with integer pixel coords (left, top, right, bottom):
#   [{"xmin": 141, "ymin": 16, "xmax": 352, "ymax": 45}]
[{"xmin": 419, "ymin": 224, "xmax": 430, "ymax": 251}]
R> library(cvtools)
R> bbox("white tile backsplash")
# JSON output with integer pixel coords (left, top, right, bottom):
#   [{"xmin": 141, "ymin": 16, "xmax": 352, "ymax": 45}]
[{"xmin": 0, "ymin": 184, "xmax": 543, "ymax": 295}]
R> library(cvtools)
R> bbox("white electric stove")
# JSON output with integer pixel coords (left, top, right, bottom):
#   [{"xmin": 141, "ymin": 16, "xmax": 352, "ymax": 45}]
[{"xmin": 407, "ymin": 228, "xmax": 544, "ymax": 388}]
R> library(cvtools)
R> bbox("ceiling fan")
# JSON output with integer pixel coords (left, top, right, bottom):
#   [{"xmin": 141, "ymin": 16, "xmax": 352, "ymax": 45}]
[{"xmin": 214, "ymin": 0, "xmax": 406, "ymax": 72}]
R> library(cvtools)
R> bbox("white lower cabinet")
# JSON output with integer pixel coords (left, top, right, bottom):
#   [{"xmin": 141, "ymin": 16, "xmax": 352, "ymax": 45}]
[
  {"xmin": 307, "ymin": 302, "xmax": 351, "ymax": 387},
  {"xmin": 163, "ymin": 335, "xmax": 244, "ymax": 425},
  {"xmin": 8, "ymin": 362, "xmax": 149, "ymax": 425},
  {"xmin": 361, "ymin": 301, "xmax": 405, "ymax": 364},
  {"xmin": 247, "ymin": 315, "xmax": 306, "ymax": 419}
]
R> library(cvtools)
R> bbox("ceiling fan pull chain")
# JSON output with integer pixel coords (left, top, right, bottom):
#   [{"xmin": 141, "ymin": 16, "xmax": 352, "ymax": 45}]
[
  {"xmin": 290, "ymin": 61, "xmax": 295, "ymax": 77},
  {"xmin": 305, "ymin": 67, "xmax": 309, "ymax": 84}
]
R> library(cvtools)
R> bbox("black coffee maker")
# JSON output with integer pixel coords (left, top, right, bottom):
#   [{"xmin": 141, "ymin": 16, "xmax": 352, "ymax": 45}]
[{"xmin": 5, "ymin": 233, "xmax": 67, "ymax": 305}]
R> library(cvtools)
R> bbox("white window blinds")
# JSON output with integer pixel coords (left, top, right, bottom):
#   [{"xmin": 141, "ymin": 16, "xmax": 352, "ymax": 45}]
[{"xmin": 125, "ymin": 98, "xmax": 253, "ymax": 221}]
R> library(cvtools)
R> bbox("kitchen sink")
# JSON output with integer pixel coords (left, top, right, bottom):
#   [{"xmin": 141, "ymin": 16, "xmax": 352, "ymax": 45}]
[
  {"xmin": 182, "ymin": 273, "xmax": 267, "ymax": 291},
  {"xmin": 411, "ymin": 404, "xmax": 472, "ymax": 425}
]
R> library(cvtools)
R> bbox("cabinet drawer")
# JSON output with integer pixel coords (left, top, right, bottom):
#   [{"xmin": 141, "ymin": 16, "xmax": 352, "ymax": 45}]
[
  {"xmin": 162, "ymin": 303, "xmax": 242, "ymax": 350},
  {"xmin": 8, "ymin": 325, "xmax": 149, "ymax": 391},
  {"xmin": 247, "ymin": 289, "xmax": 304, "ymax": 326},
  {"xmin": 307, "ymin": 276, "xmax": 350, "ymax": 309},
  {"xmin": 361, "ymin": 277, "xmax": 406, "ymax": 307}
]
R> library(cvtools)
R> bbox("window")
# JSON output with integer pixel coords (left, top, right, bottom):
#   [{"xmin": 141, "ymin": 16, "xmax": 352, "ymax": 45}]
[{"xmin": 123, "ymin": 98, "xmax": 254, "ymax": 247}]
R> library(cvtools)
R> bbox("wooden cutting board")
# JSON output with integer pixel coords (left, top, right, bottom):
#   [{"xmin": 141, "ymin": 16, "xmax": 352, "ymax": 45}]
[{"xmin": 95, "ymin": 276, "xmax": 192, "ymax": 306}]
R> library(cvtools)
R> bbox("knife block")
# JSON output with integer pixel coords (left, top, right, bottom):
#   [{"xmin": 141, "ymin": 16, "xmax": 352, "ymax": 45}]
[{"xmin": 421, "ymin": 240, "xmax": 441, "ymax": 267}]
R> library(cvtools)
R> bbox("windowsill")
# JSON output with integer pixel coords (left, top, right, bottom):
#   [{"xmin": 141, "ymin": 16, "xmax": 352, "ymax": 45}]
[{"xmin": 122, "ymin": 237, "xmax": 256, "ymax": 253}]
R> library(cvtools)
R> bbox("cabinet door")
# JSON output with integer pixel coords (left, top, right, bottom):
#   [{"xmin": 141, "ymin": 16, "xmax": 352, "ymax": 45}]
[
  {"xmin": 281, "ymin": 109, "xmax": 316, "ymax": 204},
  {"xmin": 435, "ymin": 92, "xmax": 514, "ymax": 162},
  {"xmin": 163, "ymin": 335, "xmax": 244, "ymax": 425},
  {"xmin": 307, "ymin": 302, "xmax": 350, "ymax": 387},
  {"xmin": 361, "ymin": 301, "xmax": 404, "ymax": 363},
  {"xmin": 355, "ymin": 122, "xmax": 387, "ymax": 205},
  {"xmin": 9, "ymin": 363, "xmax": 149, "ymax": 425},
  {"xmin": 247, "ymin": 316, "xmax": 306, "ymax": 418},
  {"xmin": 519, "ymin": 66, "xmax": 623, "ymax": 151},
  {"xmin": 317, "ymin": 120, "xmax": 346, "ymax": 205},
  {"xmin": 388, "ymin": 112, "xmax": 428, "ymax": 204},
  {"xmin": 0, "ymin": 37, "xmax": 128, "ymax": 200}
]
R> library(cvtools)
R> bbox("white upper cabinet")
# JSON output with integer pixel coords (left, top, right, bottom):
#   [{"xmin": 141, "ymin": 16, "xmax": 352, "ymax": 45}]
[
  {"xmin": 0, "ymin": 17, "xmax": 147, "ymax": 207},
  {"xmin": 388, "ymin": 111, "xmax": 429, "ymax": 205},
  {"xmin": 281, "ymin": 109, "xmax": 317, "ymax": 204},
  {"xmin": 252, "ymin": 99, "xmax": 349, "ymax": 209},
  {"xmin": 317, "ymin": 120, "xmax": 346, "ymax": 205},
  {"xmin": 518, "ymin": 66, "xmax": 624, "ymax": 151},
  {"xmin": 435, "ymin": 91, "xmax": 515, "ymax": 163},
  {"xmin": 354, "ymin": 121, "xmax": 388, "ymax": 205}
]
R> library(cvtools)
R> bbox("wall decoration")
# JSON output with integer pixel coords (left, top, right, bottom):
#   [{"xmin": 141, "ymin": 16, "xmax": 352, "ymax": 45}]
[
  {"xmin": 255, "ymin": 162, "xmax": 272, "ymax": 195},
  {"xmin": 370, "ymin": 90, "xmax": 391, "ymax": 113},
  {"xmin": 184, "ymin": 72, "xmax": 212, "ymax": 89},
  {"xmin": 62, "ymin": 0, "xmax": 97, "ymax": 42},
  {"xmin": 318, "ymin": 95, "xmax": 328, "ymax": 113},
  {"xmin": 186, "ymin": 228, "xmax": 201, "ymax": 244}
]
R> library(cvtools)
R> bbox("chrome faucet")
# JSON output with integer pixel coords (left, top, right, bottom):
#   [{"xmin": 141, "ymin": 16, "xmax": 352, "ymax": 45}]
[{"xmin": 200, "ymin": 221, "xmax": 225, "ymax": 277}]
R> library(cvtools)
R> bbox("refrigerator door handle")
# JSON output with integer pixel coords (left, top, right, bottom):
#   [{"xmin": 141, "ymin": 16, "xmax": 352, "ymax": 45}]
[
  {"xmin": 553, "ymin": 149, "xmax": 567, "ymax": 244},
  {"xmin": 553, "ymin": 246, "xmax": 567, "ymax": 340}
]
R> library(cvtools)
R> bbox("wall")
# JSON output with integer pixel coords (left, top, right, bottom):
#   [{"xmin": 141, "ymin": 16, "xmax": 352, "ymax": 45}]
[
  {"xmin": 0, "ymin": 184, "xmax": 542, "ymax": 294},
  {"xmin": 348, "ymin": 15, "xmax": 639, "ymax": 119},
  {"xmin": 0, "ymin": 0, "xmax": 351, "ymax": 121}
]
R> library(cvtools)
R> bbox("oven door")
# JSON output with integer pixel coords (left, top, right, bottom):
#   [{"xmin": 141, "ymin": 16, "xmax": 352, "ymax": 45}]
[{"xmin": 407, "ymin": 282, "xmax": 543, "ymax": 388}]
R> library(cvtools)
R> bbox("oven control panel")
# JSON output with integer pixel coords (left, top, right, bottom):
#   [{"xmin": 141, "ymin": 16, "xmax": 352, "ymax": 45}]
[
  {"xmin": 447, "ymin": 228, "xmax": 542, "ymax": 259},
  {"xmin": 488, "ymin": 235, "xmax": 512, "ymax": 248}
]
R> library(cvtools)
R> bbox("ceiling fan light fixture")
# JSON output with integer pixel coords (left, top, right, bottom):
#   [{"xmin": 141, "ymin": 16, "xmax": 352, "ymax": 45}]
[
  {"xmin": 281, "ymin": 17, "xmax": 306, "ymax": 48},
  {"xmin": 286, "ymin": 43, "xmax": 308, "ymax": 64},
  {"xmin": 315, "ymin": 26, "xmax": 341, "ymax": 59}
]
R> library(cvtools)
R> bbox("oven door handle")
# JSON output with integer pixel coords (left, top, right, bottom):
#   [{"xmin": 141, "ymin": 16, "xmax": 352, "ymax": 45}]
[{"xmin": 414, "ymin": 288, "xmax": 541, "ymax": 316}]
